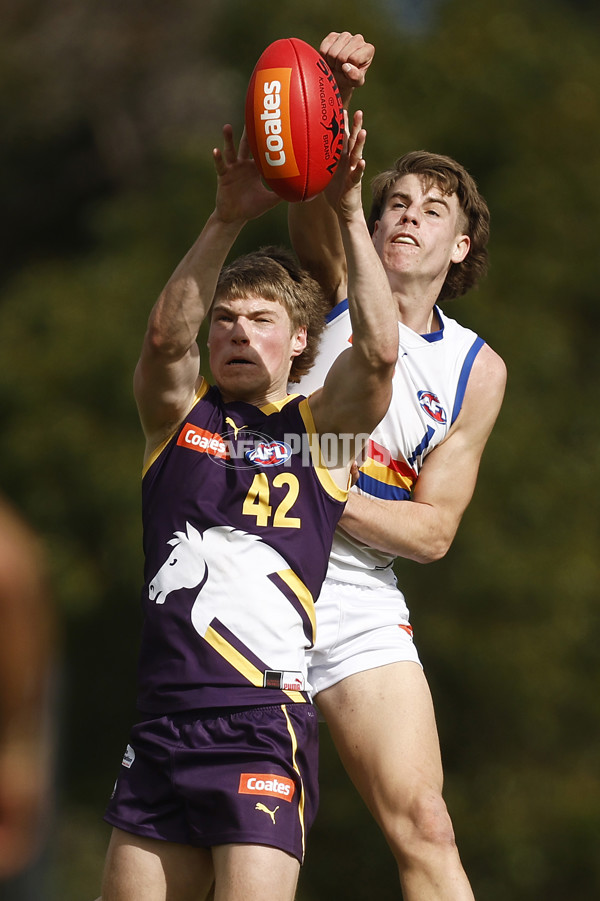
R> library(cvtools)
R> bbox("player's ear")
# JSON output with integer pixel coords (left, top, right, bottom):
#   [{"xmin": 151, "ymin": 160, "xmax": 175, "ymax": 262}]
[
  {"xmin": 291, "ymin": 325, "xmax": 307, "ymax": 357},
  {"xmin": 451, "ymin": 234, "xmax": 470, "ymax": 264},
  {"xmin": 370, "ymin": 219, "xmax": 383, "ymax": 249}
]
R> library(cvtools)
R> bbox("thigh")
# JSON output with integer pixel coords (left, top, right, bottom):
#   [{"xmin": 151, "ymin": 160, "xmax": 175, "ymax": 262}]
[
  {"xmin": 101, "ymin": 827, "xmax": 214, "ymax": 901},
  {"xmin": 212, "ymin": 843, "xmax": 299, "ymax": 901},
  {"xmin": 308, "ymin": 579, "xmax": 421, "ymax": 696},
  {"xmin": 316, "ymin": 662, "xmax": 444, "ymax": 822}
]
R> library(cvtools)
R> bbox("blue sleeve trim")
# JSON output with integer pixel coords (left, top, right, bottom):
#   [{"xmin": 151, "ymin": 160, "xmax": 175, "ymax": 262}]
[
  {"xmin": 325, "ymin": 298, "xmax": 349, "ymax": 324},
  {"xmin": 451, "ymin": 336, "xmax": 485, "ymax": 425}
]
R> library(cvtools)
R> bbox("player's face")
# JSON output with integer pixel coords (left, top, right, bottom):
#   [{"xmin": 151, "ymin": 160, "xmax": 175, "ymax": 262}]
[
  {"xmin": 372, "ymin": 174, "xmax": 470, "ymax": 292},
  {"xmin": 208, "ymin": 296, "xmax": 307, "ymax": 404}
]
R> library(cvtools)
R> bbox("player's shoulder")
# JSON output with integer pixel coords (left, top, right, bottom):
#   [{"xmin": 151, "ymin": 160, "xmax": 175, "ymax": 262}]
[
  {"xmin": 460, "ymin": 341, "xmax": 506, "ymax": 427},
  {"xmin": 472, "ymin": 341, "xmax": 507, "ymax": 391},
  {"xmin": 439, "ymin": 307, "xmax": 506, "ymax": 384}
]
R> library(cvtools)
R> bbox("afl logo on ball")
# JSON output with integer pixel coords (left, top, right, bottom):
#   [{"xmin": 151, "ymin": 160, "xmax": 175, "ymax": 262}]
[
  {"xmin": 418, "ymin": 390, "xmax": 447, "ymax": 425},
  {"xmin": 245, "ymin": 441, "xmax": 292, "ymax": 466}
]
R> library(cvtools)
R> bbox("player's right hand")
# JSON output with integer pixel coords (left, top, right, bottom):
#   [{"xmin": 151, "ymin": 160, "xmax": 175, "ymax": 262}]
[{"xmin": 319, "ymin": 32, "xmax": 375, "ymax": 105}]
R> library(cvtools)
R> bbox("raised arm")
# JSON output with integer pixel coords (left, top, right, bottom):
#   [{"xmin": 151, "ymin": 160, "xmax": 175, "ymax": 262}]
[
  {"xmin": 288, "ymin": 32, "xmax": 374, "ymax": 307},
  {"xmin": 309, "ymin": 112, "xmax": 397, "ymax": 469},
  {"xmin": 338, "ymin": 344, "xmax": 507, "ymax": 562},
  {"xmin": 133, "ymin": 127, "xmax": 279, "ymax": 459}
]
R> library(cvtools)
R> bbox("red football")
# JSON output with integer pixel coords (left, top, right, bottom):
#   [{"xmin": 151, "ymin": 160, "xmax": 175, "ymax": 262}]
[{"xmin": 245, "ymin": 38, "xmax": 344, "ymax": 202}]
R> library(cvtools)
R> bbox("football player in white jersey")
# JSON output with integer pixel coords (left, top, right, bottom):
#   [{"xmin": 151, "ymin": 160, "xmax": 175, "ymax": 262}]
[{"xmin": 289, "ymin": 32, "xmax": 507, "ymax": 901}]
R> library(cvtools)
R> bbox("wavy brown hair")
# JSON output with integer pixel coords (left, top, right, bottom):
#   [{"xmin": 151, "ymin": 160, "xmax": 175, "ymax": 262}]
[
  {"xmin": 213, "ymin": 246, "xmax": 326, "ymax": 383},
  {"xmin": 367, "ymin": 151, "xmax": 490, "ymax": 301}
]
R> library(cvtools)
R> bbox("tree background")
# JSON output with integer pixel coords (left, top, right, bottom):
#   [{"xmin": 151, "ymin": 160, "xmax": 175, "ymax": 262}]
[{"xmin": 1, "ymin": 0, "xmax": 600, "ymax": 898}]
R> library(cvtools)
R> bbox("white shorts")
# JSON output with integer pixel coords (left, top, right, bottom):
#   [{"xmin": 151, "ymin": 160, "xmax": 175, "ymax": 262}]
[{"xmin": 308, "ymin": 576, "xmax": 422, "ymax": 697}]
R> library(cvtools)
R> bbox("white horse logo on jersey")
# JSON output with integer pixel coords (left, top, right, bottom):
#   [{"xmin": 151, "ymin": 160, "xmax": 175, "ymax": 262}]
[{"xmin": 148, "ymin": 523, "xmax": 310, "ymax": 675}]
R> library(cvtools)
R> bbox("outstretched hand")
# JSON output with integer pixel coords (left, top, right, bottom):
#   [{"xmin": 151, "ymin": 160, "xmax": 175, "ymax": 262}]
[
  {"xmin": 324, "ymin": 110, "xmax": 367, "ymax": 221},
  {"xmin": 319, "ymin": 32, "xmax": 375, "ymax": 107},
  {"xmin": 212, "ymin": 125, "xmax": 281, "ymax": 224}
]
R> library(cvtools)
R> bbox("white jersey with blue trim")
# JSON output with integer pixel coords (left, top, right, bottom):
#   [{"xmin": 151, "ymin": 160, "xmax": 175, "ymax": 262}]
[{"xmin": 295, "ymin": 300, "xmax": 485, "ymax": 584}]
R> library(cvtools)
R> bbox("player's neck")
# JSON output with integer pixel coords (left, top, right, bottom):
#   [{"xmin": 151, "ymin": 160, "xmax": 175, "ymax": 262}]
[
  {"xmin": 219, "ymin": 382, "xmax": 290, "ymax": 409},
  {"xmin": 389, "ymin": 270, "xmax": 444, "ymax": 335},
  {"xmin": 393, "ymin": 287, "xmax": 441, "ymax": 335}
]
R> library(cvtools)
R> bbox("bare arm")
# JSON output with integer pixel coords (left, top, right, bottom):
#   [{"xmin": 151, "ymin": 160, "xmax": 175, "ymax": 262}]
[
  {"xmin": 309, "ymin": 113, "xmax": 397, "ymax": 468},
  {"xmin": 0, "ymin": 500, "xmax": 54, "ymax": 879},
  {"xmin": 338, "ymin": 344, "xmax": 507, "ymax": 562},
  {"xmin": 134, "ymin": 127, "xmax": 279, "ymax": 459},
  {"xmin": 288, "ymin": 32, "xmax": 374, "ymax": 307}
]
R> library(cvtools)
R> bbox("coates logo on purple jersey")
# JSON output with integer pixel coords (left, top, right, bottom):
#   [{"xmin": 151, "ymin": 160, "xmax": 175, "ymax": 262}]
[
  {"xmin": 417, "ymin": 390, "xmax": 447, "ymax": 425},
  {"xmin": 245, "ymin": 441, "xmax": 293, "ymax": 467}
]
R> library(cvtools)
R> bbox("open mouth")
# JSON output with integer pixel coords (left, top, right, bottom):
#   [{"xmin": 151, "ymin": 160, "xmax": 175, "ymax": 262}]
[{"xmin": 392, "ymin": 235, "xmax": 418, "ymax": 246}]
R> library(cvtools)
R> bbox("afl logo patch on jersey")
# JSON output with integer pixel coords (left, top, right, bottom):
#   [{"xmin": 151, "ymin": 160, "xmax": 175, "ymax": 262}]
[
  {"xmin": 245, "ymin": 441, "xmax": 292, "ymax": 466},
  {"xmin": 417, "ymin": 390, "xmax": 447, "ymax": 425}
]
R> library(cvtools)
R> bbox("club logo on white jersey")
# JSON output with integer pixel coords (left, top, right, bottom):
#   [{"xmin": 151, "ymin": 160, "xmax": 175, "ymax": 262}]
[{"xmin": 417, "ymin": 390, "xmax": 447, "ymax": 425}]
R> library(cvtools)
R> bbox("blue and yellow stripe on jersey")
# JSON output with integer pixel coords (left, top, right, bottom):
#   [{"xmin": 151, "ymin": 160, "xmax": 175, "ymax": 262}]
[{"xmin": 356, "ymin": 439, "xmax": 417, "ymax": 501}]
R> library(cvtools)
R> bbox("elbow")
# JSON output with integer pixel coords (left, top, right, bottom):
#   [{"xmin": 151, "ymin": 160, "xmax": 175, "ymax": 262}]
[
  {"xmin": 369, "ymin": 353, "xmax": 397, "ymax": 386},
  {"xmin": 144, "ymin": 319, "xmax": 191, "ymax": 362},
  {"xmin": 411, "ymin": 534, "xmax": 453, "ymax": 565},
  {"xmin": 406, "ymin": 506, "xmax": 461, "ymax": 564},
  {"xmin": 145, "ymin": 318, "xmax": 176, "ymax": 357},
  {"xmin": 379, "ymin": 339, "xmax": 400, "ymax": 371},
  {"xmin": 359, "ymin": 331, "xmax": 399, "ymax": 372}
]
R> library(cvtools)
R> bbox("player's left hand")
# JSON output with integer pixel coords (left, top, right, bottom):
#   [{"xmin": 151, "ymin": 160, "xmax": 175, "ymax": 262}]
[{"xmin": 213, "ymin": 125, "xmax": 281, "ymax": 223}]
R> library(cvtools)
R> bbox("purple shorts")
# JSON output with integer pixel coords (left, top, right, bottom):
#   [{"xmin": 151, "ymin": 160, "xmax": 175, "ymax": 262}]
[{"xmin": 104, "ymin": 704, "xmax": 318, "ymax": 864}]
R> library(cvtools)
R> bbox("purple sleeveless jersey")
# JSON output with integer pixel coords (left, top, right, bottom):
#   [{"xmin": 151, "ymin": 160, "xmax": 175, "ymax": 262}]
[{"xmin": 136, "ymin": 382, "xmax": 347, "ymax": 714}]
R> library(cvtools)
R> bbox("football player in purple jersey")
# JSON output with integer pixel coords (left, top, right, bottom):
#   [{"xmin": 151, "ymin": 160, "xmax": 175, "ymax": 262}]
[{"xmin": 98, "ymin": 111, "xmax": 398, "ymax": 901}]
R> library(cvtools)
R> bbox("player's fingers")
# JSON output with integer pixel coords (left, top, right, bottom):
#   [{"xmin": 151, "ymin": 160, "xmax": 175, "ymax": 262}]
[
  {"xmin": 213, "ymin": 147, "xmax": 226, "ymax": 176},
  {"xmin": 349, "ymin": 109, "xmax": 365, "ymax": 143},
  {"xmin": 354, "ymin": 129, "xmax": 367, "ymax": 157},
  {"xmin": 340, "ymin": 108, "xmax": 350, "ymax": 140},
  {"xmin": 350, "ymin": 155, "xmax": 366, "ymax": 185},
  {"xmin": 319, "ymin": 31, "xmax": 341, "ymax": 57},
  {"xmin": 349, "ymin": 132, "xmax": 367, "ymax": 178},
  {"xmin": 221, "ymin": 124, "xmax": 237, "ymax": 163},
  {"xmin": 324, "ymin": 34, "xmax": 373, "ymax": 87},
  {"xmin": 344, "ymin": 34, "xmax": 375, "ymax": 69},
  {"xmin": 238, "ymin": 127, "xmax": 251, "ymax": 160},
  {"xmin": 324, "ymin": 32, "xmax": 374, "ymax": 69},
  {"xmin": 347, "ymin": 111, "xmax": 366, "ymax": 175},
  {"xmin": 320, "ymin": 30, "xmax": 360, "ymax": 68}
]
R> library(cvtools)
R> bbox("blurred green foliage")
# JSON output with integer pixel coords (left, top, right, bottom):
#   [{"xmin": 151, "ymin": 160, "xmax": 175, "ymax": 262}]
[{"xmin": 1, "ymin": 0, "xmax": 600, "ymax": 898}]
